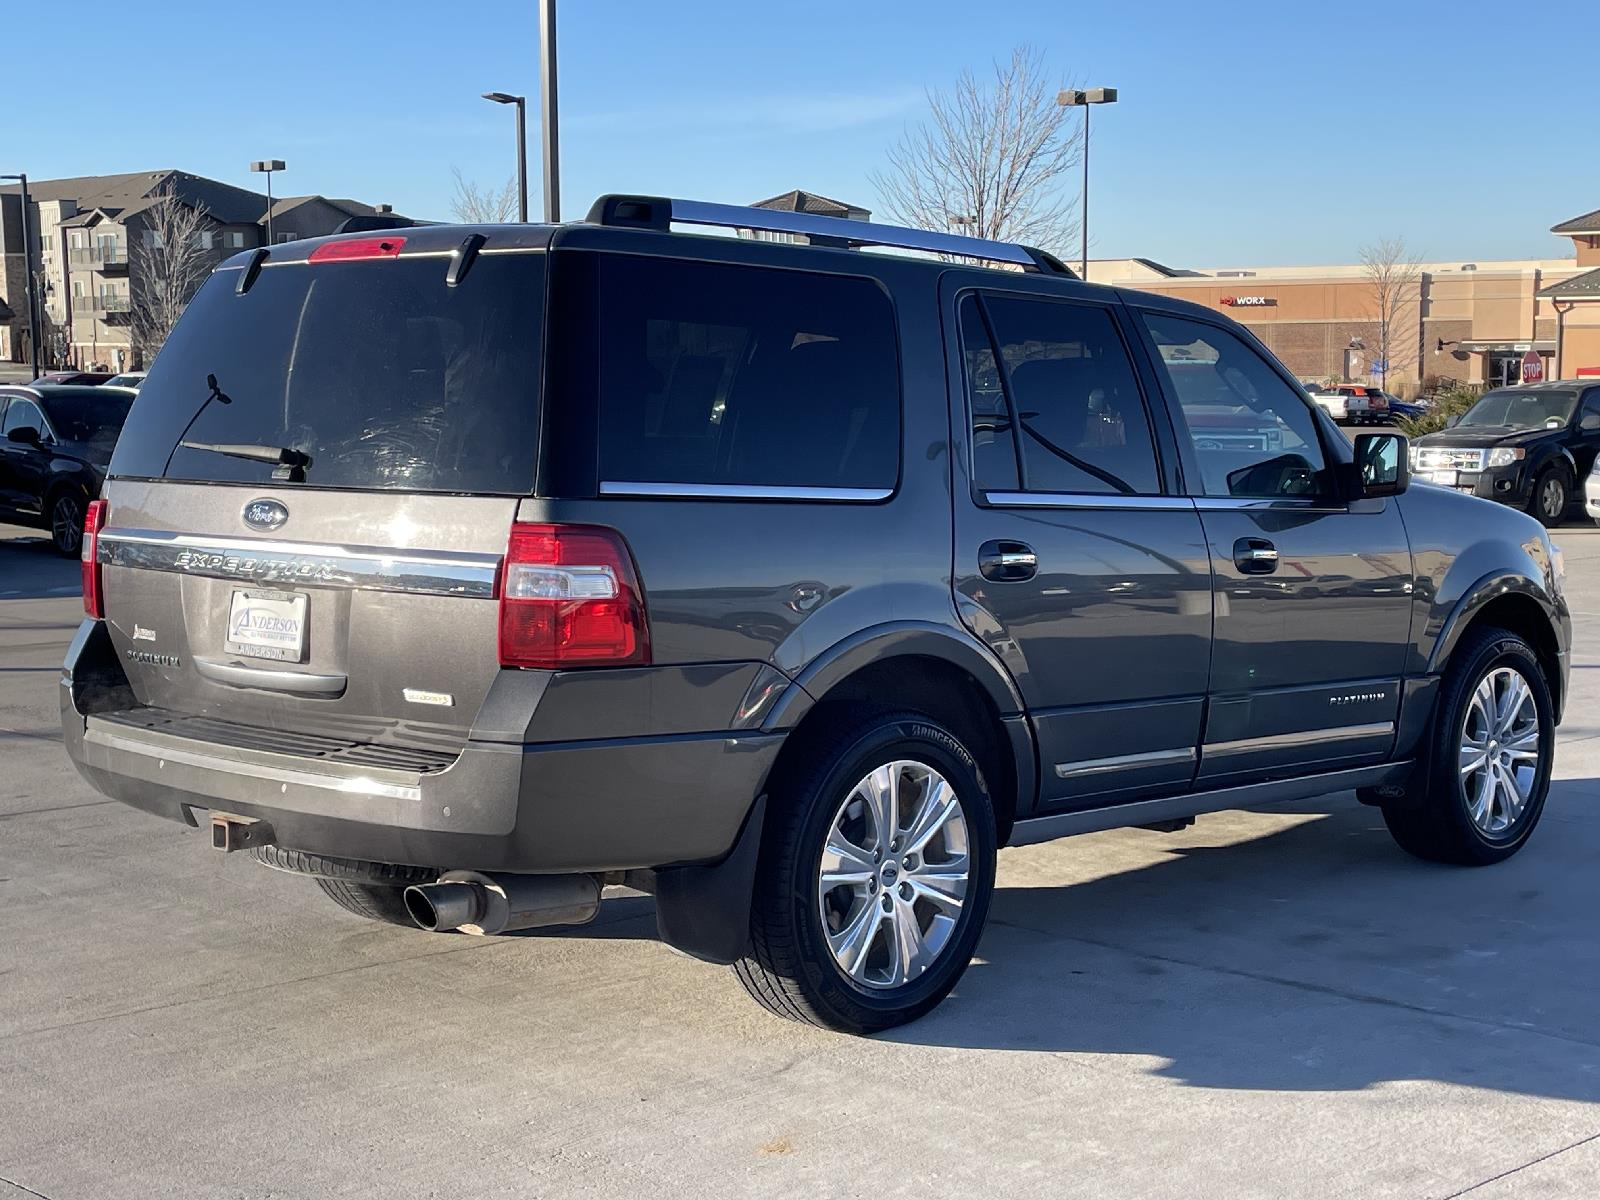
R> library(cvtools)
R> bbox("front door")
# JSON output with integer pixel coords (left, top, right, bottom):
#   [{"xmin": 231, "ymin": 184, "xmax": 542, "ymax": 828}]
[
  {"xmin": 0, "ymin": 396, "xmax": 51, "ymax": 518},
  {"xmin": 947, "ymin": 284, "xmax": 1213, "ymax": 809},
  {"xmin": 1134, "ymin": 308, "xmax": 1414, "ymax": 783}
]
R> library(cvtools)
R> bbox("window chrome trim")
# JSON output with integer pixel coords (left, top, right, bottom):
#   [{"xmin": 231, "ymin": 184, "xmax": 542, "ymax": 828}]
[
  {"xmin": 1055, "ymin": 747, "xmax": 1197, "ymax": 780},
  {"xmin": 1202, "ymin": 722, "xmax": 1394, "ymax": 758},
  {"xmin": 983, "ymin": 490, "xmax": 1195, "ymax": 511},
  {"xmin": 598, "ymin": 481, "xmax": 893, "ymax": 502},
  {"xmin": 97, "ymin": 528, "xmax": 500, "ymax": 599},
  {"xmin": 1191, "ymin": 497, "xmax": 1348, "ymax": 513}
]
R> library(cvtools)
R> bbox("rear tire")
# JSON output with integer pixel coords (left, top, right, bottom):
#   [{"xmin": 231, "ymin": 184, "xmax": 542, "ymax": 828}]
[
  {"xmin": 50, "ymin": 490, "xmax": 85, "ymax": 558},
  {"xmin": 1381, "ymin": 626, "xmax": 1553, "ymax": 865},
  {"xmin": 734, "ymin": 711, "xmax": 997, "ymax": 1034}
]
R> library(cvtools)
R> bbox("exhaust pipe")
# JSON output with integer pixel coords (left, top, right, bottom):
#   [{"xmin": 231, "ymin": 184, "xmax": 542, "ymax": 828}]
[{"xmin": 404, "ymin": 870, "xmax": 602, "ymax": 935}]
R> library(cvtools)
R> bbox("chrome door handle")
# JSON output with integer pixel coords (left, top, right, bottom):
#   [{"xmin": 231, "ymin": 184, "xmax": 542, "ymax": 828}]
[
  {"xmin": 1233, "ymin": 538, "xmax": 1279, "ymax": 574},
  {"xmin": 979, "ymin": 540, "xmax": 1038, "ymax": 582}
]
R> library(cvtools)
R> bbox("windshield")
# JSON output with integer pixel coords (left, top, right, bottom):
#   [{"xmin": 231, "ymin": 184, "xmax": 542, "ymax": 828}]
[
  {"xmin": 1459, "ymin": 388, "xmax": 1576, "ymax": 430},
  {"xmin": 109, "ymin": 252, "xmax": 546, "ymax": 492},
  {"xmin": 40, "ymin": 389, "xmax": 133, "ymax": 445}
]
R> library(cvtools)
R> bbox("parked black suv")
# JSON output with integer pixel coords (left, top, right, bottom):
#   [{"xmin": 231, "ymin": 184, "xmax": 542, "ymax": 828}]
[
  {"xmin": 61, "ymin": 199, "xmax": 1571, "ymax": 1033},
  {"xmin": 1, "ymin": 383, "xmax": 133, "ymax": 555},
  {"xmin": 1410, "ymin": 381, "xmax": 1600, "ymax": 526}
]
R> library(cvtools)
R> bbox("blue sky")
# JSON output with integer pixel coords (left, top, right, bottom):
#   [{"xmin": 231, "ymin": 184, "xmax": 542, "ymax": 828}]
[{"xmin": 11, "ymin": 0, "xmax": 1597, "ymax": 267}]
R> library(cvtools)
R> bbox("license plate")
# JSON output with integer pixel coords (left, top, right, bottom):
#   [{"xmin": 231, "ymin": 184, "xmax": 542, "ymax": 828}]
[
  {"xmin": 226, "ymin": 589, "xmax": 307, "ymax": 662},
  {"xmin": 1426, "ymin": 469, "xmax": 1459, "ymax": 486}
]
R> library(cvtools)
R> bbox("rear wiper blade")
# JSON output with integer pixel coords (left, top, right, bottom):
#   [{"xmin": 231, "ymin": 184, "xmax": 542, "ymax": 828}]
[{"xmin": 180, "ymin": 441, "xmax": 312, "ymax": 482}]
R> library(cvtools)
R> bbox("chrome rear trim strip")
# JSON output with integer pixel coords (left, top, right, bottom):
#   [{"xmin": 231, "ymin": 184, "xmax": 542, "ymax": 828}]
[
  {"xmin": 98, "ymin": 528, "xmax": 499, "ymax": 599},
  {"xmin": 1202, "ymin": 722, "xmax": 1394, "ymax": 758},
  {"xmin": 84, "ymin": 726, "xmax": 423, "ymax": 802},
  {"xmin": 1055, "ymin": 747, "xmax": 1196, "ymax": 779},
  {"xmin": 599, "ymin": 481, "xmax": 893, "ymax": 501}
]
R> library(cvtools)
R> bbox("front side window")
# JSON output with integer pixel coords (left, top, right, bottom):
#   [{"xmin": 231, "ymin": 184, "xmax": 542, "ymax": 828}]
[
  {"xmin": 586, "ymin": 255, "xmax": 900, "ymax": 493},
  {"xmin": 2, "ymin": 399, "xmax": 47, "ymax": 441},
  {"xmin": 1142, "ymin": 312, "xmax": 1329, "ymax": 499},
  {"xmin": 964, "ymin": 294, "xmax": 1160, "ymax": 496}
]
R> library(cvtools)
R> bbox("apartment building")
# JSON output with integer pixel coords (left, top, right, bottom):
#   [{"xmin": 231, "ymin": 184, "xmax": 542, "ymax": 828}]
[{"xmin": 1, "ymin": 170, "xmax": 406, "ymax": 369}]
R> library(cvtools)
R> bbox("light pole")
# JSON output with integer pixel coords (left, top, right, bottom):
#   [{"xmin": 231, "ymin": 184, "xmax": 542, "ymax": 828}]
[
  {"xmin": 251, "ymin": 160, "xmax": 286, "ymax": 244},
  {"xmin": 1056, "ymin": 87, "xmax": 1117, "ymax": 280},
  {"xmin": 482, "ymin": 92, "xmax": 529, "ymax": 222},
  {"xmin": 1, "ymin": 173, "xmax": 41, "ymax": 379},
  {"xmin": 538, "ymin": 0, "xmax": 561, "ymax": 222}
]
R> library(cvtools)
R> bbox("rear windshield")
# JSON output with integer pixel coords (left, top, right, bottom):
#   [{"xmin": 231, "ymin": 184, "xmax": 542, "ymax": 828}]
[
  {"xmin": 110, "ymin": 253, "xmax": 545, "ymax": 493},
  {"xmin": 40, "ymin": 389, "xmax": 132, "ymax": 445}
]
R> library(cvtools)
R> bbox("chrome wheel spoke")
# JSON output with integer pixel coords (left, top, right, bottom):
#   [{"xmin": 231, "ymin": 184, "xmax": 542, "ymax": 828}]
[
  {"xmin": 820, "ymin": 833, "xmax": 877, "ymax": 891},
  {"xmin": 828, "ymin": 899, "xmax": 883, "ymax": 979},
  {"xmin": 885, "ymin": 895, "xmax": 928, "ymax": 986},
  {"xmin": 856, "ymin": 765, "xmax": 898, "ymax": 852},
  {"xmin": 902, "ymin": 777, "xmax": 959, "ymax": 855}
]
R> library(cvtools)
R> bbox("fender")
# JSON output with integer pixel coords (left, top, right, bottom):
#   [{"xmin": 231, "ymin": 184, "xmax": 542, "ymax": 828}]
[
  {"xmin": 1527, "ymin": 443, "xmax": 1577, "ymax": 485},
  {"xmin": 1424, "ymin": 568, "xmax": 1561, "ymax": 677},
  {"xmin": 762, "ymin": 620, "xmax": 1027, "ymax": 731}
]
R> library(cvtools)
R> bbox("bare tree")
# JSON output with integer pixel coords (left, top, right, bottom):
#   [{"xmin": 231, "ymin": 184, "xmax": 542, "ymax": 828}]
[
  {"xmin": 449, "ymin": 168, "xmax": 519, "ymax": 224},
  {"xmin": 872, "ymin": 45, "xmax": 1082, "ymax": 253},
  {"xmin": 131, "ymin": 186, "xmax": 213, "ymax": 359},
  {"xmin": 1358, "ymin": 236, "xmax": 1425, "ymax": 389}
]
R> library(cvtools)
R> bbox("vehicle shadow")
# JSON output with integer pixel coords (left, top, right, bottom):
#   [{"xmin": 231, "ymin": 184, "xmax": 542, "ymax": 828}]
[
  {"xmin": 881, "ymin": 783, "xmax": 1600, "ymax": 1102},
  {"xmin": 0, "ymin": 534, "xmax": 81, "ymax": 600}
]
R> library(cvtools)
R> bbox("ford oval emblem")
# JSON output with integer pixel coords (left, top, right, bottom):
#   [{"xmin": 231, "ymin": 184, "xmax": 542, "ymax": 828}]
[{"xmin": 243, "ymin": 498, "xmax": 289, "ymax": 531}]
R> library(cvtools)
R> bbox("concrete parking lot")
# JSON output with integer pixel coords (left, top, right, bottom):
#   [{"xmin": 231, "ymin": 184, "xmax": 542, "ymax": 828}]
[{"xmin": 2, "ymin": 522, "xmax": 1599, "ymax": 1200}]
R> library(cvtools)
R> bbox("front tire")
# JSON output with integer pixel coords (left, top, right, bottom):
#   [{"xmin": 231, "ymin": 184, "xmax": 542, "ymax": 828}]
[
  {"xmin": 734, "ymin": 712, "xmax": 997, "ymax": 1034},
  {"xmin": 1529, "ymin": 467, "xmax": 1569, "ymax": 527},
  {"xmin": 1382, "ymin": 626, "xmax": 1554, "ymax": 865}
]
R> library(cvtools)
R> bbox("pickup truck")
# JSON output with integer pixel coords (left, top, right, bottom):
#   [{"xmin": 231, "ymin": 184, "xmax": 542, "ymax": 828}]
[{"xmin": 1310, "ymin": 385, "xmax": 1391, "ymax": 425}]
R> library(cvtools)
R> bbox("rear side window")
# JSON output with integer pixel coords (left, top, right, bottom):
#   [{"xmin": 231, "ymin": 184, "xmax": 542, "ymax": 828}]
[
  {"xmin": 110, "ymin": 254, "xmax": 545, "ymax": 493},
  {"xmin": 963, "ymin": 293, "xmax": 1161, "ymax": 496},
  {"xmin": 582, "ymin": 254, "xmax": 899, "ymax": 494}
]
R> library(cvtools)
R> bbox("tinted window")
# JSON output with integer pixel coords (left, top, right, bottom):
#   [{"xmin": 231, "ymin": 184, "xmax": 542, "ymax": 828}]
[
  {"xmin": 958, "ymin": 295, "xmax": 1018, "ymax": 491},
  {"xmin": 40, "ymin": 389, "xmax": 132, "ymax": 446},
  {"xmin": 588, "ymin": 255, "xmax": 899, "ymax": 492},
  {"xmin": 2, "ymin": 399, "xmax": 46, "ymax": 440},
  {"xmin": 1142, "ymin": 313, "xmax": 1328, "ymax": 499},
  {"xmin": 110, "ymin": 254, "xmax": 545, "ymax": 492},
  {"xmin": 977, "ymin": 295, "xmax": 1159, "ymax": 495}
]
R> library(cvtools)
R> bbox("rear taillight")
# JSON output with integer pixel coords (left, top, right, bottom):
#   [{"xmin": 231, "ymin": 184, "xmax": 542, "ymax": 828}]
[
  {"xmin": 497, "ymin": 523, "xmax": 650, "ymax": 669},
  {"xmin": 82, "ymin": 499, "xmax": 108, "ymax": 619}
]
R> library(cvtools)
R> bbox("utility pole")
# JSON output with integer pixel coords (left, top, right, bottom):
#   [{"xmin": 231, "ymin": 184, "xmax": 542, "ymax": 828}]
[
  {"xmin": 1, "ymin": 173, "xmax": 42, "ymax": 379},
  {"xmin": 539, "ymin": 0, "xmax": 561, "ymax": 222}
]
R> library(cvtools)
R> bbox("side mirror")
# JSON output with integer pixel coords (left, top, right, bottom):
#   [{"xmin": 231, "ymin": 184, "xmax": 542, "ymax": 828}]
[
  {"xmin": 6, "ymin": 426, "xmax": 41, "ymax": 447},
  {"xmin": 1352, "ymin": 431, "xmax": 1408, "ymax": 499},
  {"xmin": 1582, "ymin": 412, "xmax": 1600, "ymax": 431},
  {"xmin": 1445, "ymin": 412, "xmax": 1462, "ymax": 428}
]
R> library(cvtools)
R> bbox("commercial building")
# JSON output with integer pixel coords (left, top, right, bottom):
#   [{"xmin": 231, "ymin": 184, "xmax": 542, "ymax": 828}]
[
  {"xmin": 1091, "ymin": 205, "xmax": 1600, "ymax": 389},
  {"xmin": 0, "ymin": 170, "xmax": 406, "ymax": 369}
]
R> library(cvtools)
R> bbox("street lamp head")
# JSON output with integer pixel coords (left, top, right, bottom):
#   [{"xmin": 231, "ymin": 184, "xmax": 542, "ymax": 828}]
[
  {"xmin": 482, "ymin": 92, "xmax": 523, "ymax": 106},
  {"xmin": 1057, "ymin": 87, "xmax": 1118, "ymax": 107},
  {"xmin": 250, "ymin": 160, "xmax": 286, "ymax": 173}
]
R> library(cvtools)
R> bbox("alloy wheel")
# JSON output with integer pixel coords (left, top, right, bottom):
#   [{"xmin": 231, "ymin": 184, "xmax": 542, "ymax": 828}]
[
  {"xmin": 817, "ymin": 759, "xmax": 970, "ymax": 990},
  {"xmin": 1459, "ymin": 666, "xmax": 1541, "ymax": 837},
  {"xmin": 52, "ymin": 495, "xmax": 84, "ymax": 556},
  {"xmin": 1541, "ymin": 477, "xmax": 1565, "ymax": 521}
]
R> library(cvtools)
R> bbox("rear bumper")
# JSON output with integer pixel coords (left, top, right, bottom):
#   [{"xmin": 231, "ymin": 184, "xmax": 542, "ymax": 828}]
[{"xmin": 61, "ymin": 622, "xmax": 781, "ymax": 873}]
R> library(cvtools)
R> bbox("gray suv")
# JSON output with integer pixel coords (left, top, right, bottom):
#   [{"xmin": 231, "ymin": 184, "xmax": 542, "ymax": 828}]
[{"xmin": 61, "ymin": 197, "xmax": 1571, "ymax": 1033}]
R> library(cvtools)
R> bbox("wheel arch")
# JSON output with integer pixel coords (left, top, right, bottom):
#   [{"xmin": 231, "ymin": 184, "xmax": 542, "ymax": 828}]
[{"xmin": 1427, "ymin": 572, "xmax": 1564, "ymax": 721}]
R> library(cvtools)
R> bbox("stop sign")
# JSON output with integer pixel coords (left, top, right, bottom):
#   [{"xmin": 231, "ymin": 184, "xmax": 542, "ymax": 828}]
[{"xmin": 1522, "ymin": 350, "xmax": 1545, "ymax": 383}]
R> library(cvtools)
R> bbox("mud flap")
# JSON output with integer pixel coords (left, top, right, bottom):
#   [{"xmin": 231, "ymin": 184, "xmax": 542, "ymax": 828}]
[{"xmin": 652, "ymin": 796, "xmax": 766, "ymax": 965}]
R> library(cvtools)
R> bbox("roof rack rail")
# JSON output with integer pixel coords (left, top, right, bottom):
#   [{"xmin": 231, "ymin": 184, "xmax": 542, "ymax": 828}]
[{"xmin": 584, "ymin": 195, "xmax": 1077, "ymax": 277}]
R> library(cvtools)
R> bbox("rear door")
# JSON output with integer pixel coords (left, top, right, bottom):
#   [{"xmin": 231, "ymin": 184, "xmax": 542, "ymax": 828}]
[
  {"xmin": 98, "ymin": 245, "xmax": 547, "ymax": 752},
  {"xmin": 946, "ymin": 282, "xmax": 1212, "ymax": 808},
  {"xmin": 1134, "ymin": 308, "xmax": 1413, "ymax": 783}
]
